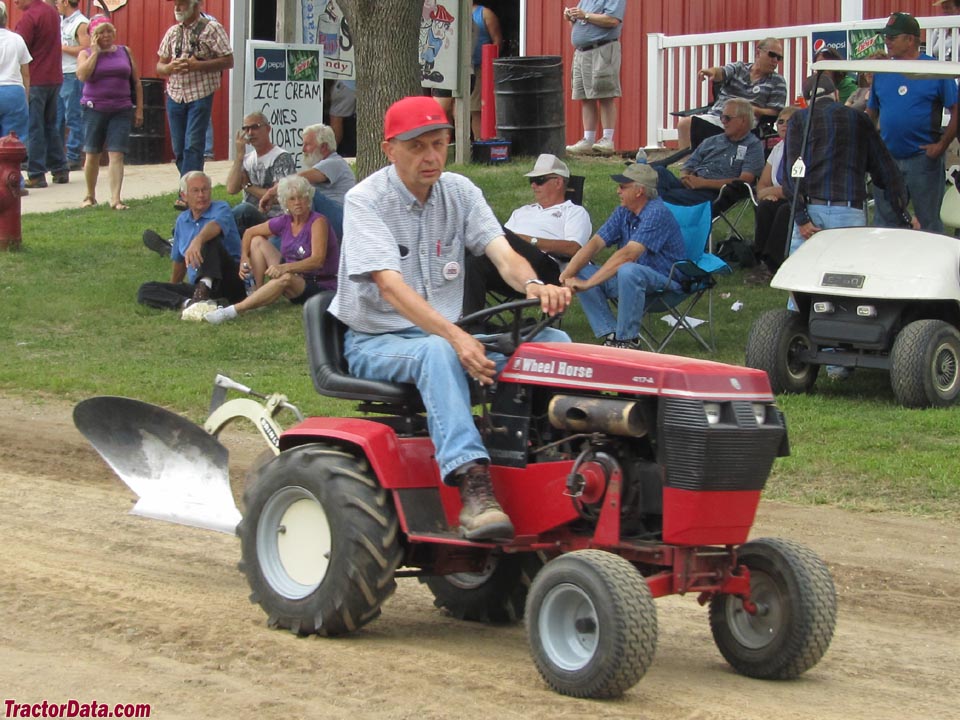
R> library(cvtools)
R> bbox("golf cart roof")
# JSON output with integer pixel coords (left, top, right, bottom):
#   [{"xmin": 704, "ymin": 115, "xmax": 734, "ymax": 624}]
[{"xmin": 812, "ymin": 59, "xmax": 960, "ymax": 78}]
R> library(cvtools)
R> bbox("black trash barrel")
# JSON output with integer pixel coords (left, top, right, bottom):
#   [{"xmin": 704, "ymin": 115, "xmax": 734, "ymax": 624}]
[
  {"xmin": 128, "ymin": 79, "xmax": 166, "ymax": 165},
  {"xmin": 493, "ymin": 56, "xmax": 565, "ymax": 158}
]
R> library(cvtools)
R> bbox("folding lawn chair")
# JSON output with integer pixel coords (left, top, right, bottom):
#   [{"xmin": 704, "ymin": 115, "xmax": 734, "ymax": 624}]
[{"xmin": 639, "ymin": 201, "xmax": 732, "ymax": 353}]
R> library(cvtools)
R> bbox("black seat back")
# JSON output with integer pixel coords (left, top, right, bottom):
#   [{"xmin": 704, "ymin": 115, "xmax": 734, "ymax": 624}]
[
  {"xmin": 565, "ymin": 175, "xmax": 586, "ymax": 206},
  {"xmin": 303, "ymin": 292, "xmax": 423, "ymax": 408}
]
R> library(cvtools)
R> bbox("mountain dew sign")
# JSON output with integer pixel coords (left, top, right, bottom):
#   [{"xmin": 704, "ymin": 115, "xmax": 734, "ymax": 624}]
[{"xmin": 245, "ymin": 42, "xmax": 324, "ymax": 165}]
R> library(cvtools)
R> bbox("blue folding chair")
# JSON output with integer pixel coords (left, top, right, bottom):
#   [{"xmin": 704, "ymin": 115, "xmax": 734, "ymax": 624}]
[{"xmin": 639, "ymin": 201, "xmax": 731, "ymax": 352}]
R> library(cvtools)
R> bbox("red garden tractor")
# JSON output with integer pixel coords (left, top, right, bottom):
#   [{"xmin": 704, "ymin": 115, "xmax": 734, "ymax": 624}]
[{"xmin": 234, "ymin": 293, "xmax": 836, "ymax": 698}]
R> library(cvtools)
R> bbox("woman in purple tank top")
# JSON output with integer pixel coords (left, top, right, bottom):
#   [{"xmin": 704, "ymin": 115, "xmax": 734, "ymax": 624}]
[{"xmin": 76, "ymin": 14, "xmax": 143, "ymax": 210}]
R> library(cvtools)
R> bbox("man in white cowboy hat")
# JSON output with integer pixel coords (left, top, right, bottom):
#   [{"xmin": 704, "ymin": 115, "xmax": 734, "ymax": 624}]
[{"xmin": 463, "ymin": 153, "xmax": 592, "ymax": 314}]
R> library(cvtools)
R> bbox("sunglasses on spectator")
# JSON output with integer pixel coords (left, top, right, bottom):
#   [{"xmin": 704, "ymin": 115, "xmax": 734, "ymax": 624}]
[
  {"xmin": 529, "ymin": 175, "xmax": 558, "ymax": 186},
  {"xmin": 719, "ymin": 114, "xmax": 737, "ymax": 123},
  {"xmin": 241, "ymin": 123, "xmax": 264, "ymax": 131},
  {"xmin": 776, "ymin": 118, "xmax": 788, "ymax": 125},
  {"xmin": 884, "ymin": 34, "xmax": 902, "ymax": 42},
  {"xmin": 764, "ymin": 50, "xmax": 784, "ymax": 62}
]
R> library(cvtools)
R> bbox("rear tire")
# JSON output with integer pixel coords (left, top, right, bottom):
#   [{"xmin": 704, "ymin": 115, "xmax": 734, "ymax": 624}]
[
  {"xmin": 746, "ymin": 309, "xmax": 820, "ymax": 394},
  {"xmin": 710, "ymin": 538, "xmax": 836, "ymax": 679},
  {"xmin": 890, "ymin": 320, "xmax": 960, "ymax": 408},
  {"xmin": 421, "ymin": 552, "xmax": 545, "ymax": 623},
  {"xmin": 237, "ymin": 443, "xmax": 402, "ymax": 636},
  {"xmin": 526, "ymin": 550, "xmax": 657, "ymax": 698}
]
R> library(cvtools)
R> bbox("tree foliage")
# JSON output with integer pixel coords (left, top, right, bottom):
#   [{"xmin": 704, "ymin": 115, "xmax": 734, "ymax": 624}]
[{"xmin": 338, "ymin": 0, "xmax": 424, "ymax": 178}]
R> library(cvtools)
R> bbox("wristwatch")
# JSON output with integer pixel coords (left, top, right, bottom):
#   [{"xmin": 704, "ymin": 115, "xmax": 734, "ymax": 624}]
[{"xmin": 530, "ymin": 237, "xmax": 539, "ymax": 247}]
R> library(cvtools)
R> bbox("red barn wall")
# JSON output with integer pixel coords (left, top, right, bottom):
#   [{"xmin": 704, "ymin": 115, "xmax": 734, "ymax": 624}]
[{"xmin": 525, "ymin": 0, "xmax": 948, "ymax": 152}]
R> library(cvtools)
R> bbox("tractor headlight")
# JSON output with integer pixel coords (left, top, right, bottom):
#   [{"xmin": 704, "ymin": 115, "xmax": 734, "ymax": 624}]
[
  {"xmin": 752, "ymin": 403, "xmax": 768, "ymax": 425},
  {"xmin": 857, "ymin": 305, "xmax": 877, "ymax": 318},
  {"xmin": 704, "ymin": 402, "xmax": 722, "ymax": 425},
  {"xmin": 813, "ymin": 301, "xmax": 835, "ymax": 314}
]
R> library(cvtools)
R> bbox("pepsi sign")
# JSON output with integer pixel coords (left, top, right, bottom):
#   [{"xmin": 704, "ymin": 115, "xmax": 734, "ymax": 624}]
[
  {"xmin": 253, "ymin": 48, "xmax": 287, "ymax": 81},
  {"xmin": 811, "ymin": 31, "xmax": 848, "ymax": 59}
]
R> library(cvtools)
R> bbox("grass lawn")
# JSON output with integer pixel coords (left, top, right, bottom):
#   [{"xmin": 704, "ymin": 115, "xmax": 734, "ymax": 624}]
[{"xmin": 1, "ymin": 154, "xmax": 958, "ymax": 519}]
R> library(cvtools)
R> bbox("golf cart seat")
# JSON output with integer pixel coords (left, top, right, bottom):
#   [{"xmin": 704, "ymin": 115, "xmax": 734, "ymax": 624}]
[{"xmin": 303, "ymin": 292, "xmax": 424, "ymax": 412}]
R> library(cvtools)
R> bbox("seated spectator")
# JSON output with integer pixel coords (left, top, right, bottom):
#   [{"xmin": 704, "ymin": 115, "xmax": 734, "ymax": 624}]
[
  {"xmin": 845, "ymin": 52, "xmax": 886, "ymax": 113},
  {"xmin": 813, "ymin": 47, "xmax": 858, "ymax": 104},
  {"xmin": 137, "ymin": 171, "xmax": 245, "ymax": 311},
  {"xmin": 677, "ymin": 37, "xmax": 786, "ymax": 149},
  {"xmin": 559, "ymin": 163, "xmax": 686, "ymax": 349},
  {"xmin": 745, "ymin": 104, "xmax": 799, "ymax": 285},
  {"xmin": 655, "ymin": 98, "xmax": 765, "ymax": 206},
  {"xmin": 226, "ymin": 111, "xmax": 296, "ymax": 236},
  {"xmin": 205, "ymin": 176, "xmax": 339, "ymax": 324},
  {"xmin": 259, "ymin": 122, "xmax": 355, "ymax": 209},
  {"xmin": 328, "ymin": 79, "xmax": 356, "ymax": 155},
  {"xmin": 462, "ymin": 154, "xmax": 592, "ymax": 315}
]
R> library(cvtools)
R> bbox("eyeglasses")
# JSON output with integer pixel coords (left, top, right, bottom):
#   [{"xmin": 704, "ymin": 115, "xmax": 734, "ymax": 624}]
[
  {"xmin": 529, "ymin": 175, "xmax": 558, "ymax": 186},
  {"xmin": 241, "ymin": 123, "xmax": 264, "ymax": 131},
  {"xmin": 776, "ymin": 119, "xmax": 788, "ymax": 125},
  {"xmin": 719, "ymin": 114, "xmax": 736, "ymax": 123},
  {"xmin": 765, "ymin": 50, "xmax": 784, "ymax": 62},
  {"xmin": 884, "ymin": 34, "xmax": 902, "ymax": 42}
]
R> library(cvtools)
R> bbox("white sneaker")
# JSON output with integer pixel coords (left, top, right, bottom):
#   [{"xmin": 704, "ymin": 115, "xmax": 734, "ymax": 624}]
[
  {"xmin": 566, "ymin": 138, "xmax": 594, "ymax": 155},
  {"xmin": 592, "ymin": 137, "xmax": 616, "ymax": 155},
  {"xmin": 203, "ymin": 306, "xmax": 235, "ymax": 325}
]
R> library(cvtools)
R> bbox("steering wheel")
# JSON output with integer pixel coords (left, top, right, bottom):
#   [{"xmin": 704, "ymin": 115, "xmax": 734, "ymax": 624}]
[{"xmin": 457, "ymin": 297, "xmax": 564, "ymax": 356}]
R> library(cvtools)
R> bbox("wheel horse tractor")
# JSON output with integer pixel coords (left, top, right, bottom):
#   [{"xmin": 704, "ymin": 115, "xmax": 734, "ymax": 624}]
[{"xmin": 75, "ymin": 293, "xmax": 836, "ymax": 699}]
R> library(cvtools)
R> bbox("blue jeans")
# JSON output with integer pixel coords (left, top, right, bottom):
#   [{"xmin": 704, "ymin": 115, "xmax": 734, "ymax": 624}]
[
  {"xmin": 232, "ymin": 202, "xmax": 267, "ymax": 238},
  {"xmin": 166, "ymin": 93, "xmax": 213, "ymax": 176},
  {"xmin": 873, "ymin": 152, "xmax": 945, "ymax": 233},
  {"xmin": 344, "ymin": 325, "xmax": 570, "ymax": 481},
  {"xmin": 58, "ymin": 73, "xmax": 84, "ymax": 163},
  {"xmin": 653, "ymin": 164, "xmax": 716, "ymax": 206},
  {"xmin": 0, "ymin": 85, "xmax": 29, "ymax": 146},
  {"xmin": 789, "ymin": 204, "xmax": 866, "ymax": 256},
  {"xmin": 27, "ymin": 84, "xmax": 67, "ymax": 179},
  {"xmin": 576, "ymin": 263, "xmax": 679, "ymax": 341},
  {"xmin": 205, "ymin": 119, "xmax": 214, "ymax": 157}
]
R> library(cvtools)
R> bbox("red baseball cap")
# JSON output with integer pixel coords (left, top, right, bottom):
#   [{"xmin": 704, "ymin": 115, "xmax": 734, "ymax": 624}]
[{"xmin": 384, "ymin": 96, "xmax": 453, "ymax": 141}]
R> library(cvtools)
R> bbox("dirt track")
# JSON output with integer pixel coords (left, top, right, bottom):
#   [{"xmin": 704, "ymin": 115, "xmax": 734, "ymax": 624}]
[{"xmin": 1, "ymin": 395, "xmax": 957, "ymax": 720}]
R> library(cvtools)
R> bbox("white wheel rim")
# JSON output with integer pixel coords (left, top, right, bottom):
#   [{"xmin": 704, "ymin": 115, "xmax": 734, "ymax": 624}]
[
  {"xmin": 257, "ymin": 486, "xmax": 332, "ymax": 599},
  {"xmin": 538, "ymin": 582, "xmax": 599, "ymax": 671}
]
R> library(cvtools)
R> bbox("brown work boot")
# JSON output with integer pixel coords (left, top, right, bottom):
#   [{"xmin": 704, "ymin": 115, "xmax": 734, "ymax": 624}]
[
  {"xmin": 192, "ymin": 282, "xmax": 211, "ymax": 303},
  {"xmin": 457, "ymin": 464, "xmax": 514, "ymax": 542}
]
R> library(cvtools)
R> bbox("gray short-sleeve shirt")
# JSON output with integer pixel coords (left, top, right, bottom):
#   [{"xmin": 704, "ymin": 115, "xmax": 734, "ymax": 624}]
[
  {"xmin": 313, "ymin": 152, "xmax": 357, "ymax": 205},
  {"xmin": 330, "ymin": 166, "xmax": 503, "ymax": 334}
]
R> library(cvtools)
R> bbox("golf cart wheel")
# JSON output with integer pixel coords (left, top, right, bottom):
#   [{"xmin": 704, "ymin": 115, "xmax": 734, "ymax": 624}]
[
  {"xmin": 745, "ymin": 309, "xmax": 820, "ymax": 394},
  {"xmin": 525, "ymin": 550, "xmax": 657, "ymax": 698},
  {"xmin": 237, "ymin": 443, "xmax": 402, "ymax": 636},
  {"xmin": 421, "ymin": 552, "xmax": 545, "ymax": 623},
  {"xmin": 709, "ymin": 538, "xmax": 836, "ymax": 680},
  {"xmin": 890, "ymin": 320, "xmax": 960, "ymax": 408}
]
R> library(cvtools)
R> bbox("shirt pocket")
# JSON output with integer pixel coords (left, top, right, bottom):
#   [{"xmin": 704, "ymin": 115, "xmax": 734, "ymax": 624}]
[{"xmin": 429, "ymin": 234, "xmax": 462, "ymax": 289}]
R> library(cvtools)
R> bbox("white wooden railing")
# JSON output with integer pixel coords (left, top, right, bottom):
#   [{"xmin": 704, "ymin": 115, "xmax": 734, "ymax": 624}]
[{"xmin": 646, "ymin": 15, "xmax": 960, "ymax": 149}]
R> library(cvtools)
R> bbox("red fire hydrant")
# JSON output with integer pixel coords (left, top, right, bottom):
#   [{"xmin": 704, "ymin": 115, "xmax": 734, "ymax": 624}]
[{"xmin": 0, "ymin": 132, "xmax": 27, "ymax": 251}]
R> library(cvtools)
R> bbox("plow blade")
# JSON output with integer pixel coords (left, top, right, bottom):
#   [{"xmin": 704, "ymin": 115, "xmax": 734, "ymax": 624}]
[{"xmin": 73, "ymin": 396, "xmax": 241, "ymax": 534}]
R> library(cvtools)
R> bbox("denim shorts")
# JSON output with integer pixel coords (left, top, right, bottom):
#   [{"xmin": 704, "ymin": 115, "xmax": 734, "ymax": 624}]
[{"xmin": 82, "ymin": 106, "xmax": 133, "ymax": 154}]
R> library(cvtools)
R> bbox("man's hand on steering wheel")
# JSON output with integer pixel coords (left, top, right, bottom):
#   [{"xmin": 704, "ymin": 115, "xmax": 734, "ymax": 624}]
[{"xmin": 526, "ymin": 281, "xmax": 572, "ymax": 316}]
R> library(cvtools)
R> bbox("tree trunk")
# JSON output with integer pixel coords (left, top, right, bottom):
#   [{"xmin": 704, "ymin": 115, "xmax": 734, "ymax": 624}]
[{"xmin": 338, "ymin": 0, "xmax": 423, "ymax": 179}]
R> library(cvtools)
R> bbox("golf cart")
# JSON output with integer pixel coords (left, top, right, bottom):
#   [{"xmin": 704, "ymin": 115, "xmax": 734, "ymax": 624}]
[{"xmin": 746, "ymin": 58, "xmax": 960, "ymax": 408}]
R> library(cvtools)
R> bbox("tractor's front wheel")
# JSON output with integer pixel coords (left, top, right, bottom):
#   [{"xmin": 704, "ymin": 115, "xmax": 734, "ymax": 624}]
[
  {"xmin": 421, "ymin": 552, "xmax": 544, "ymax": 623},
  {"xmin": 525, "ymin": 550, "xmax": 657, "ymax": 698},
  {"xmin": 745, "ymin": 309, "xmax": 820, "ymax": 394},
  {"xmin": 710, "ymin": 538, "xmax": 836, "ymax": 679},
  {"xmin": 237, "ymin": 443, "xmax": 402, "ymax": 636}
]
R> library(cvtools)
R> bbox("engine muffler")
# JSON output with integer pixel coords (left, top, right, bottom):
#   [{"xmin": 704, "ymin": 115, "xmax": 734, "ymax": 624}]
[{"xmin": 548, "ymin": 396, "xmax": 647, "ymax": 437}]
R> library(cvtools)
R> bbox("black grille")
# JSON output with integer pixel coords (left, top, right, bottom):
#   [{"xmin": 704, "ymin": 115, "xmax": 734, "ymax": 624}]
[{"xmin": 658, "ymin": 398, "xmax": 785, "ymax": 492}]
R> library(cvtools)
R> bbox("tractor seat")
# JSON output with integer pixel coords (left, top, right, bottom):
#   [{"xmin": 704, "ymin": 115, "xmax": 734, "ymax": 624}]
[{"xmin": 303, "ymin": 292, "xmax": 424, "ymax": 410}]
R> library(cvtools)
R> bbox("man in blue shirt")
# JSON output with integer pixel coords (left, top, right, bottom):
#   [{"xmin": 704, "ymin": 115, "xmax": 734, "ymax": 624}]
[
  {"xmin": 560, "ymin": 162, "xmax": 686, "ymax": 348},
  {"xmin": 137, "ymin": 171, "xmax": 245, "ymax": 310},
  {"xmin": 868, "ymin": 12, "xmax": 959, "ymax": 233}
]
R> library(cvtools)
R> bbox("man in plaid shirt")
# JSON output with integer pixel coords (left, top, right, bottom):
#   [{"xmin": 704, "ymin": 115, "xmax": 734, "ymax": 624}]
[{"xmin": 157, "ymin": 0, "xmax": 233, "ymax": 208}]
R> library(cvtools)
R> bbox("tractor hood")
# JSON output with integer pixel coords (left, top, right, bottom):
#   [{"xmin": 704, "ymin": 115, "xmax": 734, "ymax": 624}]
[
  {"xmin": 500, "ymin": 342, "xmax": 774, "ymax": 400},
  {"xmin": 772, "ymin": 228, "xmax": 960, "ymax": 301}
]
